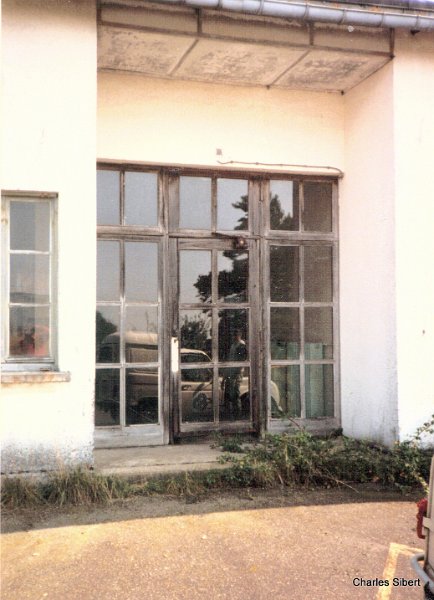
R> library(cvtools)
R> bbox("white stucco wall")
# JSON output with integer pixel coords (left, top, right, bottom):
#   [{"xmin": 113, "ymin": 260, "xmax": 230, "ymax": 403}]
[
  {"xmin": 341, "ymin": 63, "xmax": 399, "ymax": 445},
  {"xmin": 1, "ymin": 0, "xmax": 97, "ymax": 472},
  {"xmin": 341, "ymin": 34, "xmax": 434, "ymax": 445},
  {"xmin": 393, "ymin": 32, "xmax": 434, "ymax": 441},
  {"xmin": 98, "ymin": 72, "xmax": 345, "ymax": 171}
]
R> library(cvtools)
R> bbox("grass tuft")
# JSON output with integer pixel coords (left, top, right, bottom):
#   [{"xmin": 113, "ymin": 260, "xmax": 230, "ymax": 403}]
[
  {"xmin": 40, "ymin": 468, "xmax": 132, "ymax": 506},
  {"xmin": 1, "ymin": 476, "xmax": 45, "ymax": 509}
]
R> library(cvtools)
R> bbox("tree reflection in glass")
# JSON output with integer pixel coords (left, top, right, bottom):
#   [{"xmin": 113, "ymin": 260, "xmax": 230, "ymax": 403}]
[
  {"xmin": 217, "ymin": 179, "xmax": 248, "ymax": 231},
  {"xmin": 218, "ymin": 251, "xmax": 248, "ymax": 303},
  {"xmin": 269, "ymin": 181, "xmax": 299, "ymax": 231},
  {"xmin": 180, "ymin": 251, "xmax": 211, "ymax": 304},
  {"xmin": 180, "ymin": 310, "xmax": 212, "ymax": 360}
]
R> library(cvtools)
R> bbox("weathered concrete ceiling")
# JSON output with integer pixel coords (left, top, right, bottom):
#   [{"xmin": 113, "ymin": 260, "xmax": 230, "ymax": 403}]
[{"xmin": 98, "ymin": 2, "xmax": 392, "ymax": 92}]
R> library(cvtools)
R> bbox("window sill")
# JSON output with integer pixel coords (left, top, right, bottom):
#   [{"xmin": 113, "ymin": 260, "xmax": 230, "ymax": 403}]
[{"xmin": 1, "ymin": 371, "xmax": 71, "ymax": 384}]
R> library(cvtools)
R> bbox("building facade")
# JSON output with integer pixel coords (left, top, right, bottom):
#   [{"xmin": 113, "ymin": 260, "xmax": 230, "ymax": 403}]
[{"xmin": 1, "ymin": 0, "xmax": 433, "ymax": 472}]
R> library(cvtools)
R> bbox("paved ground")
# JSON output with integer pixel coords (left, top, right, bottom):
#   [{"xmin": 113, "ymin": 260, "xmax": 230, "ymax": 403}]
[
  {"xmin": 94, "ymin": 443, "xmax": 228, "ymax": 476},
  {"xmin": 1, "ymin": 487, "xmax": 427, "ymax": 600}
]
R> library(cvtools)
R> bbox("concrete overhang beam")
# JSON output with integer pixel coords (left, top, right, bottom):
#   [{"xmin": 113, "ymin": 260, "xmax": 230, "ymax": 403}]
[{"xmin": 98, "ymin": 1, "xmax": 395, "ymax": 92}]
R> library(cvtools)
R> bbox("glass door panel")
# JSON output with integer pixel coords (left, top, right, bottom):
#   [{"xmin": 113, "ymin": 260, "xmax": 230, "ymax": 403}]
[{"xmin": 176, "ymin": 239, "xmax": 255, "ymax": 432}]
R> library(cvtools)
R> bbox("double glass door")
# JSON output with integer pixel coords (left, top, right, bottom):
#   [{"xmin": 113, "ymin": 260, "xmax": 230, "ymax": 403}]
[{"xmin": 95, "ymin": 167, "xmax": 338, "ymax": 446}]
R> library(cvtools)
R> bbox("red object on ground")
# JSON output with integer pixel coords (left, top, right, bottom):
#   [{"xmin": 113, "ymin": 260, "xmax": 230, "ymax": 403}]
[{"xmin": 417, "ymin": 498, "xmax": 428, "ymax": 539}]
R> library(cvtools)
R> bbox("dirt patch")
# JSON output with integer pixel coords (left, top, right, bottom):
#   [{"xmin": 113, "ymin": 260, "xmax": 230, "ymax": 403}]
[{"xmin": 1, "ymin": 484, "xmax": 422, "ymax": 534}]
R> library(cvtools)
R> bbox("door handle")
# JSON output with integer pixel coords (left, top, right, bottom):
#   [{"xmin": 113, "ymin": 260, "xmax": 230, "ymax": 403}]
[{"xmin": 171, "ymin": 336, "xmax": 179, "ymax": 373}]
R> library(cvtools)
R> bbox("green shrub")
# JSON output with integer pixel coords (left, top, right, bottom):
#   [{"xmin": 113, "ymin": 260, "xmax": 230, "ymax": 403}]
[{"xmin": 219, "ymin": 415, "xmax": 434, "ymax": 492}]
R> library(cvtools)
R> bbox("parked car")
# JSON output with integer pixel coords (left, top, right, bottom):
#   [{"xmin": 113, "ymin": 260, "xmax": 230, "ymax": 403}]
[
  {"xmin": 412, "ymin": 457, "xmax": 434, "ymax": 599},
  {"xmin": 96, "ymin": 332, "xmax": 282, "ymax": 424}
]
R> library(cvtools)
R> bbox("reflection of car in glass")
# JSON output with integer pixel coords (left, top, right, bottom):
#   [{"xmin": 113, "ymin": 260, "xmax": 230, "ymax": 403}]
[
  {"xmin": 96, "ymin": 332, "xmax": 159, "ymax": 425},
  {"xmin": 96, "ymin": 332, "xmax": 282, "ymax": 424},
  {"xmin": 180, "ymin": 349, "xmax": 283, "ymax": 421}
]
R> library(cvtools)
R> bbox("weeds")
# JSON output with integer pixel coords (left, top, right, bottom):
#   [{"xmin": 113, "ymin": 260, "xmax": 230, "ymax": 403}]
[
  {"xmin": 211, "ymin": 433, "xmax": 247, "ymax": 453},
  {"xmin": 2, "ymin": 416, "xmax": 433, "ymax": 509},
  {"xmin": 1, "ymin": 468, "xmax": 132, "ymax": 509},
  {"xmin": 219, "ymin": 417, "xmax": 434, "ymax": 492},
  {"xmin": 41, "ymin": 469, "xmax": 132, "ymax": 506},
  {"xmin": 1, "ymin": 476, "xmax": 45, "ymax": 509}
]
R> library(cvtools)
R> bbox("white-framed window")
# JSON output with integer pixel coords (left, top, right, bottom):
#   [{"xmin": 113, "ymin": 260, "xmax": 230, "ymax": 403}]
[{"xmin": 1, "ymin": 192, "xmax": 57, "ymax": 371}]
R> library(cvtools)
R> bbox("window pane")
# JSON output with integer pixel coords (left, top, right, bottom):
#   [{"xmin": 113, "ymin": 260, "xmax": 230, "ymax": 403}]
[
  {"xmin": 97, "ymin": 241, "xmax": 120, "ymax": 301},
  {"xmin": 125, "ymin": 242, "xmax": 158, "ymax": 303},
  {"xmin": 180, "ymin": 310, "xmax": 212, "ymax": 360},
  {"xmin": 97, "ymin": 170, "xmax": 120, "ymax": 225},
  {"xmin": 179, "ymin": 250, "xmax": 211, "ymax": 304},
  {"xmin": 270, "ymin": 181, "xmax": 299, "ymax": 231},
  {"xmin": 181, "ymin": 369, "xmax": 213, "ymax": 423},
  {"xmin": 96, "ymin": 306, "xmax": 120, "ymax": 362},
  {"xmin": 304, "ymin": 182, "xmax": 332, "ymax": 232},
  {"xmin": 305, "ymin": 364, "xmax": 334, "ymax": 417},
  {"xmin": 9, "ymin": 306, "xmax": 50, "ymax": 357},
  {"xmin": 220, "ymin": 367, "xmax": 250, "ymax": 421},
  {"xmin": 125, "ymin": 171, "xmax": 158, "ymax": 227},
  {"xmin": 179, "ymin": 177, "xmax": 211, "ymax": 230},
  {"xmin": 218, "ymin": 310, "xmax": 248, "ymax": 362},
  {"xmin": 125, "ymin": 308, "xmax": 158, "ymax": 363},
  {"xmin": 270, "ymin": 246, "xmax": 299, "ymax": 302},
  {"xmin": 95, "ymin": 368, "xmax": 120, "ymax": 426},
  {"xmin": 218, "ymin": 250, "xmax": 248, "ymax": 303},
  {"xmin": 271, "ymin": 366, "xmax": 300, "ymax": 418},
  {"xmin": 10, "ymin": 201, "xmax": 50, "ymax": 251},
  {"xmin": 270, "ymin": 308, "xmax": 299, "ymax": 359},
  {"xmin": 304, "ymin": 246, "xmax": 333, "ymax": 302},
  {"xmin": 10, "ymin": 255, "xmax": 49, "ymax": 303},
  {"xmin": 126, "ymin": 368, "xmax": 159, "ymax": 425},
  {"xmin": 305, "ymin": 308, "xmax": 333, "ymax": 359},
  {"xmin": 217, "ymin": 179, "xmax": 248, "ymax": 231}
]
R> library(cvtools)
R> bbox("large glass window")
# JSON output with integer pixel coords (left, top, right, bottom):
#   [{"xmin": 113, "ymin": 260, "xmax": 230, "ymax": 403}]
[
  {"xmin": 96, "ymin": 168, "xmax": 161, "ymax": 428},
  {"xmin": 1, "ymin": 195, "xmax": 55, "ymax": 368},
  {"xmin": 95, "ymin": 239, "xmax": 160, "ymax": 427},
  {"xmin": 268, "ymin": 180, "xmax": 336, "ymax": 421}
]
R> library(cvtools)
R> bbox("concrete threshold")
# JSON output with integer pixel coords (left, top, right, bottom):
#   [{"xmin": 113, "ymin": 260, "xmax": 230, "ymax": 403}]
[{"xmin": 94, "ymin": 443, "xmax": 229, "ymax": 478}]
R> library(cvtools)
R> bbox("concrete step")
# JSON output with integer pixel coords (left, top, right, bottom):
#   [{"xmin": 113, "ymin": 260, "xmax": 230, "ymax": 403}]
[{"xmin": 94, "ymin": 443, "xmax": 230, "ymax": 478}]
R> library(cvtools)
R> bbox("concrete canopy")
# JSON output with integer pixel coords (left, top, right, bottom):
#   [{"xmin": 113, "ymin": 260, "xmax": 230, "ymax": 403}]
[{"xmin": 98, "ymin": 1, "xmax": 392, "ymax": 92}]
